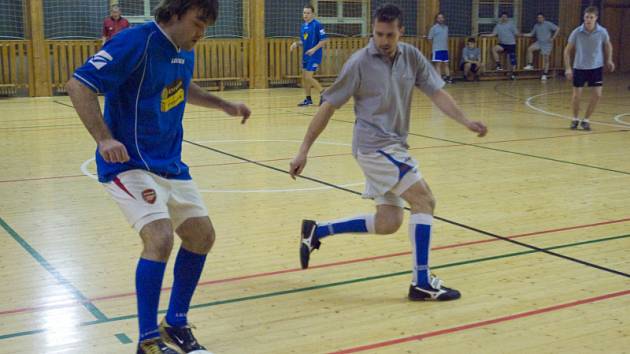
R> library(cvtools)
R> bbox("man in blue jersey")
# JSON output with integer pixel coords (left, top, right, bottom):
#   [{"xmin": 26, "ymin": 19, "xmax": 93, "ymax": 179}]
[
  {"xmin": 65, "ymin": 1, "xmax": 250, "ymax": 353},
  {"xmin": 290, "ymin": 4, "xmax": 328, "ymax": 106}
]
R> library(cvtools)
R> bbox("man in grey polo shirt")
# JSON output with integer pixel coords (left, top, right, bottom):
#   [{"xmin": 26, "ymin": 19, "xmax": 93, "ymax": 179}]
[
  {"xmin": 523, "ymin": 12, "xmax": 559, "ymax": 81},
  {"xmin": 428, "ymin": 13, "xmax": 452, "ymax": 83},
  {"xmin": 290, "ymin": 4, "xmax": 487, "ymax": 302},
  {"xmin": 564, "ymin": 6, "xmax": 615, "ymax": 131},
  {"xmin": 482, "ymin": 12, "xmax": 519, "ymax": 79}
]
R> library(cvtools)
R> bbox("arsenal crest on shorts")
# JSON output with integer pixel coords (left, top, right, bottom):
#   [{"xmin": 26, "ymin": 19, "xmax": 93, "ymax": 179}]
[{"xmin": 142, "ymin": 189, "xmax": 157, "ymax": 204}]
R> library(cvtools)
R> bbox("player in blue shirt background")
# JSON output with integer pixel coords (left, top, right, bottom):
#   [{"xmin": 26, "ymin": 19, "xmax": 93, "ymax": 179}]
[
  {"xmin": 291, "ymin": 4, "xmax": 329, "ymax": 106},
  {"xmin": 65, "ymin": 1, "xmax": 250, "ymax": 353}
]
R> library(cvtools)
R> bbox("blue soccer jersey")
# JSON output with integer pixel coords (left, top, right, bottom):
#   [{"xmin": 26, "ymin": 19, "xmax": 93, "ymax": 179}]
[
  {"xmin": 300, "ymin": 19, "xmax": 327, "ymax": 62},
  {"xmin": 73, "ymin": 21, "xmax": 194, "ymax": 183}
]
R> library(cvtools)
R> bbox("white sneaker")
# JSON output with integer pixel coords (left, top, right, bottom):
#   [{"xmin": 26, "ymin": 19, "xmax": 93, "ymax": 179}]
[
  {"xmin": 524, "ymin": 64, "xmax": 534, "ymax": 70},
  {"xmin": 541, "ymin": 74, "xmax": 548, "ymax": 81}
]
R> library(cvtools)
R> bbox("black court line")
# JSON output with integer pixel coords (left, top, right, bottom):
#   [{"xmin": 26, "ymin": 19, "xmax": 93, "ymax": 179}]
[
  {"xmin": 184, "ymin": 139, "xmax": 630, "ymax": 279},
  {"xmin": 52, "ymin": 100, "xmax": 74, "ymax": 108}
]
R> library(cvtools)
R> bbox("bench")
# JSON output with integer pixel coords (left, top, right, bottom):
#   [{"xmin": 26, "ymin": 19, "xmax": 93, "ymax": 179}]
[
  {"xmin": 0, "ymin": 84, "xmax": 17, "ymax": 96},
  {"xmin": 193, "ymin": 77, "xmax": 245, "ymax": 91}
]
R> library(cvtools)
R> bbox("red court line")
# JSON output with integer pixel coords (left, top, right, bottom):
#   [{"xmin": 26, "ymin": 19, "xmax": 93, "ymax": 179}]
[
  {"xmin": 328, "ymin": 289, "xmax": 630, "ymax": 354},
  {"xmin": 1, "ymin": 217, "xmax": 627, "ymax": 317}
]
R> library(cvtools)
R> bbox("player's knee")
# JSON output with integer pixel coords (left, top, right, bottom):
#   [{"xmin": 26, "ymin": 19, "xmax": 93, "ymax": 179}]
[
  {"xmin": 408, "ymin": 193, "xmax": 436, "ymax": 214},
  {"xmin": 145, "ymin": 232, "xmax": 174, "ymax": 260},
  {"xmin": 375, "ymin": 213, "xmax": 403, "ymax": 234},
  {"xmin": 198, "ymin": 227, "xmax": 216, "ymax": 253},
  {"xmin": 592, "ymin": 90, "xmax": 602, "ymax": 98}
]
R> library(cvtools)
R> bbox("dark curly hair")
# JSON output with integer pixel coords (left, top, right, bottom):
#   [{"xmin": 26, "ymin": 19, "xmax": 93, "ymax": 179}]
[
  {"xmin": 154, "ymin": 0, "xmax": 219, "ymax": 23},
  {"xmin": 374, "ymin": 4, "xmax": 403, "ymax": 27}
]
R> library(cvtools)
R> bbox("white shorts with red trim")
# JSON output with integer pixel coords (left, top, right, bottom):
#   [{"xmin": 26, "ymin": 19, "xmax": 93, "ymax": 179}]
[{"xmin": 104, "ymin": 169, "xmax": 208, "ymax": 232}]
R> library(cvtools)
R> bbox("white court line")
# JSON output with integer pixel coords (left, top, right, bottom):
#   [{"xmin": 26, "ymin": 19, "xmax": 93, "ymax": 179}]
[
  {"xmin": 613, "ymin": 113, "xmax": 630, "ymax": 126},
  {"xmin": 525, "ymin": 91, "xmax": 630, "ymax": 129},
  {"xmin": 80, "ymin": 139, "xmax": 358, "ymax": 193}
]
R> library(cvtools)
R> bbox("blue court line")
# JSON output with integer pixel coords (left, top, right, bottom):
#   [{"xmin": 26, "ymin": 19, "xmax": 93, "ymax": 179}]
[{"xmin": 0, "ymin": 217, "xmax": 108, "ymax": 321}]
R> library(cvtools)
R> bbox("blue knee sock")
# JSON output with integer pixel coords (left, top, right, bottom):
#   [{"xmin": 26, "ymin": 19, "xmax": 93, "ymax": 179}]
[
  {"xmin": 409, "ymin": 213, "xmax": 433, "ymax": 288},
  {"xmin": 165, "ymin": 247, "xmax": 207, "ymax": 327},
  {"xmin": 136, "ymin": 258, "xmax": 167, "ymax": 341},
  {"xmin": 314, "ymin": 214, "xmax": 375, "ymax": 239}
]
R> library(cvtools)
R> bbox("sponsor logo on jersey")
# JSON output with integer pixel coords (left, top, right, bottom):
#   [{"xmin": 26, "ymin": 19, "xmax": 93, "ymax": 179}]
[
  {"xmin": 171, "ymin": 58, "xmax": 185, "ymax": 64},
  {"xmin": 161, "ymin": 78, "xmax": 185, "ymax": 112},
  {"xmin": 88, "ymin": 50, "xmax": 113, "ymax": 70}
]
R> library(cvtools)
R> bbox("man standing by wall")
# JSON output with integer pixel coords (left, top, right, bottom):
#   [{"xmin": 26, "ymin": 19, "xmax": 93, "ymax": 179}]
[
  {"xmin": 523, "ymin": 13, "xmax": 559, "ymax": 81},
  {"xmin": 102, "ymin": 5, "xmax": 130, "ymax": 44}
]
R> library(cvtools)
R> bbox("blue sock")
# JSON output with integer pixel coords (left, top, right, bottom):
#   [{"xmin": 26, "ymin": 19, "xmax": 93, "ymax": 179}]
[
  {"xmin": 409, "ymin": 213, "xmax": 433, "ymax": 288},
  {"xmin": 136, "ymin": 258, "xmax": 167, "ymax": 341},
  {"xmin": 165, "ymin": 247, "xmax": 207, "ymax": 327},
  {"xmin": 314, "ymin": 214, "xmax": 375, "ymax": 239}
]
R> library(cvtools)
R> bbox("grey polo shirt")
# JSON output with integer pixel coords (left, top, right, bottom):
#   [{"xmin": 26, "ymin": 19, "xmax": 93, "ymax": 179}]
[
  {"xmin": 493, "ymin": 21, "xmax": 518, "ymax": 45},
  {"xmin": 568, "ymin": 24, "xmax": 610, "ymax": 70},
  {"xmin": 428, "ymin": 24, "xmax": 449, "ymax": 52},
  {"xmin": 461, "ymin": 47, "xmax": 481, "ymax": 64},
  {"xmin": 532, "ymin": 21, "xmax": 558, "ymax": 43},
  {"xmin": 322, "ymin": 39, "xmax": 444, "ymax": 155}
]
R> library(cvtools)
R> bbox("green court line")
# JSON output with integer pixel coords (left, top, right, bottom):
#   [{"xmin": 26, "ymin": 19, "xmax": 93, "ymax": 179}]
[
  {"xmin": 115, "ymin": 333, "xmax": 133, "ymax": 344},
  {"xmin": 1, "ymin": 232, "xmax": 628, "ymax": 341},
  {"xmin": 0, "ymin": 217, "xmax": 108, "ymax": 321}
]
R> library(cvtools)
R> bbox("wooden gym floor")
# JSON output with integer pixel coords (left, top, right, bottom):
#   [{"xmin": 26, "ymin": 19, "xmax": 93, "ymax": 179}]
[{"xmin": 0, "ymin": 74, "xmax": 629, "ymax": 353}]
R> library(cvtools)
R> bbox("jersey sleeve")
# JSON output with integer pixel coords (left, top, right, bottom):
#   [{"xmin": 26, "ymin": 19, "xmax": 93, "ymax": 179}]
[
  {"xmin": 550, "ymin": 22, "xmax": 559, "ymax": 32},
  {"xmin": 492, "ymin": 25, "xmax": 498, "ymax": 35},
  {"xmin": 415, "ymin": 49, "xmax": 445, "ymax": 95},
  {"xmin": 602, "ymin": 28, "xmax": 610, "ymax": 43},
  {"xmin": 322, "ymin": 55, "xmax": 360, "ymax": 108},
  {"xmin": 317, "ymin": 22, "xmax": 328, "ymax": 41},
  {"xmin": 568, "ymin": 28, "xmax": 578, "ymax": 45},
  {"xmin": 72, "ymin": 29, "xmax": 146, "ymax": 94}
]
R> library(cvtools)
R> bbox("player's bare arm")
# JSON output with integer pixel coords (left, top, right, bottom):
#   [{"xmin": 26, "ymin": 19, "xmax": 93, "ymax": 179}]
[
  {"xmin": 429, "ymin": 89, "xmax": 488, "ymax": 137},
  {"xmin": 305, "ymin": 38, "xmax": 329, "ymax": 56},
  {"xmin": 605, "ymin": 41, "xmax": 615, "ymax": 72},
  {"xmin": 65, "ymin": 78, "xmax": 130, "ymax": 163},
  {"xmin": 290, "ymin": 101, "xmax": 336, "ymax": 179},
  {"xmin": 563, "ymin": 42, "xmax": 575, "ymax": 80},
  {"xmin": 187, "ymin": 82, "xmax": 251, "ymax": 124}
]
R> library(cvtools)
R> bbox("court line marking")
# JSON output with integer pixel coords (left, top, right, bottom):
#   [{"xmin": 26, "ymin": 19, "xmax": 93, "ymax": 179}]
[
  {"xmin": 1, "ymin": 216, "xmax": 627, "ymax": 317},
  {"xmin": 613, "ymin": 112, "xmax": 630, "ymax": 126},
  {"xmin": 328, "ymin": 289, "xmax": 630, "ymax": 354},
  {"xmin": 525, "ymin": 90, "xmax": 630, "ymax": 129},
  {"xmin": 0, "ymin": 217, "xmax": 108, "ymax": 321},
  {"xmin": 186, "ymin": 140, "xmax": 630, "ymax": 278},
  {"xmin": 1, "ymin": 232, "xmax": 628, "ymax": 341},
  {"xmin": 114, "ymin": 333, "xmax": 133, "ymax": 344},
  {"xmin": 1, "ymin": 129, "xmax": 624, "ymax": 184},
  {"xmin": 289, "ymin": 109, "xmax": 630, "ymax": 176}
]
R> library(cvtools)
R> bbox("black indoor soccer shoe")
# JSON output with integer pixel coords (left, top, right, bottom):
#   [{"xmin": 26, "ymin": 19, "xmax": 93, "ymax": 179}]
[
  {"xmin": 580, "ymin": 120, "xmax": 591, "ymax": 131},
  {"xmin": 570, "ymin": 120, "xmax": 579, "ymax": 130},
  {"xmin": 137, "ymin": 338, "xmax": 179, "ymax": 354},
  {"xmin": 408, "ymin": 276, "xmax": 461, "ymax": 301},
  {"xmin": 159, "ymin": 319, "xmax": 210, "ymax": 353},
  {"xmin": 300, "ymin": 219, "xmax": 320, "ymax": 269}
]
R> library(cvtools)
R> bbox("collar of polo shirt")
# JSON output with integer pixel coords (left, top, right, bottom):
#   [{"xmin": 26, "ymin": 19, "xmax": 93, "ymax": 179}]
[{"xmin": 579, "ymin": 23, "xmax": 601, "ymax": 33}]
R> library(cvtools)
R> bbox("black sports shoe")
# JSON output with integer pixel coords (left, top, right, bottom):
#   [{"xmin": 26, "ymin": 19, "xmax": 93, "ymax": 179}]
[
  {"xmin": 570, "ymin": 120, "xmax": 579, "ymax": 130},
  {"xmin": 159, "ymin": 319, "xmax": 208, "ymax": 353},
  {"xmin": 297, "ymin": 98, "xmax": 313, "ymax": 107},
  {"xmin": 137, "ymin": 338, "xmax": 179, "ymax": 354},
  {"xmin": 495, "ymin": 64, "xmax": 503, "ymax": 71},
  {"xmin": 580, "ymin": 120, "xmax": 591, "ymax": 131},
  {"xmin": 300, "ymin": 219, "xmax": 320, "ymax": 269},
  {"xmin": 408, "ymin": 276, "xmax": 461, "ymax": 301}
]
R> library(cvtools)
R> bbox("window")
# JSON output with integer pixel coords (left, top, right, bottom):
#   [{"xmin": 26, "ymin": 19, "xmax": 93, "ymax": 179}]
[
  {"xmin": 316, "ymin": 0, "xmax": 368, "ymax": 37},
  {"xmin": 118, "ymin": 0, "xmax": 160, "ymax": 24},
  {"xmin": 474, "ymin": 0, "xmax": 521, "ymax": 34}
]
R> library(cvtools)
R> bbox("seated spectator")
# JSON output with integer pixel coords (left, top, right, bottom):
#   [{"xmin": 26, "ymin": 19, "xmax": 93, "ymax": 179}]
[{"xmin": 460, "ymin": 38, "xmax": 483, "ymax": 81}]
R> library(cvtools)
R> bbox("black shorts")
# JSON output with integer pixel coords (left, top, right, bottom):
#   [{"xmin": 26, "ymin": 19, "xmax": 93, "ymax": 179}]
[
  {"xmin": 573, "ymin": 67, "xmax": 603, "ymax": 87},
  {"xmin": 460, "ymin": 62, "xmax": 479, "ymax": 72},
  {"xmin": 499, "ymin": 44, "xmax": 516, "ymax": 54}
]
